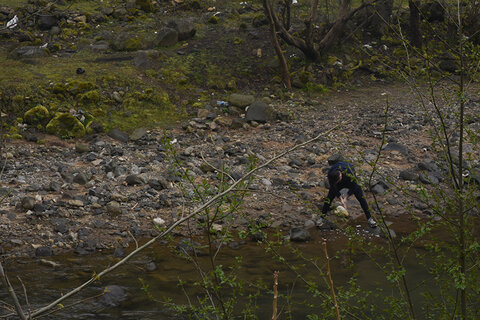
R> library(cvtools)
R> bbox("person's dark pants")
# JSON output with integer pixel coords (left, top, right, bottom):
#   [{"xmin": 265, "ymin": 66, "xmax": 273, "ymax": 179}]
[
  {"xmin": 322, "ymin": 185, "xmax": 371, "ymax": 219},
  {"xmin": 350, "ymin": 185, "xmax": 372, "ymax": 219}
]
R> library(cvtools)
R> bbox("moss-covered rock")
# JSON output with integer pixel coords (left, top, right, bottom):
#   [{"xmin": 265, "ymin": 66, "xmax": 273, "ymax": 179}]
[
  {"xmin": 67, "ymin": 80, "xmax": 96, "ymax": 95},
  {"xmin": 136, "ymin": 0, "xmax": 154, "ymax": 12},
  {"xmin": 80, "ymin": 90, "xmax": 101, "ymax": 102},
  {"xmin": 208, "ymin": 15, "xmax": 219, "ymax": 24},
  {"xmin": 24, "ymin": 105, "xmax": 50, "ymax": 125},
  {"xmin": 46, "ymin": 113, "xmax": 85, "ymax": 138}
]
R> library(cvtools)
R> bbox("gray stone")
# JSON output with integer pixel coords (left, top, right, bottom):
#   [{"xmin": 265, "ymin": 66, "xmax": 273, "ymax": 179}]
[
  {"xmin": 21, "ymin": 196, "xmax": 35, "ymax": 210},
  {"xmin": 132, "ymin": 52, "xmax": 151, "ymax": 68},
  {"xmin": 176, "ymin": 238, "xmax": 203, "ymax": 255},
  {"xmin": 418, "ymin": 161, "xmax": 440, "ymax": 173},
  {"xmin": 75, "ymin": 143, "xmax": 89, "ymax": 153},
  {"xmin": 290, "ymin": 227, "xmax": 311, "ymax": 242},
  {"xmin": 91, "ymin": 13, "xmax": 106, "ymax": 23},
  {"xmin": 304, "ymin": 219, "xmax": 315, "ymax": 229},
  {"xmin": 102, "ymin": 7, "xmax": 114, "ymax": 15},
  {"xmin": 228, "ymin": 93, "xmax": 255, "ymax": 108},
  {"xmin": 38, "ymin": 14, "xmax": 57, "ymax": 30},
  {"xmin": 114, "ymin": 247, "xmax": 124, "ymax": 257},
  {"xmin": 35, "ymin": 246, "xmax": 52, "ymax": 257},
  {"xmin": 112, "ymin": 8, "xmax": 128, "ymax": 19},
  {"xmin": 68, "ymin": 199, "xmax": 84, "ymax": 207},
  {"xmin": 399, "ymin": 169, "xmax": 418, "ymax": 181},
  {"xmin": 148, "ymin": 178, "xmax": 168, "ymax": 190},
  {"xmin": 113, "ymin": 166, "xmax": 127, "ymax": 177},
  {"xmin": 106, "ymin": 201, "xmax": 122, "ymax": 215},
  {"xmin": 245, "ymin": 101, "xmax": 274, "ymax": 123},
  {"xmin": 90, "ymin": 41, "xmax": 109, "ymax": 51},
  {"xmin": 382, "ymin": 142, "xmax": 409, "ymax": 156},
  {"xmin": 73, "ymin": 172, "xmax": 89, "ymax": 185},
  {"xmin": 33, "ymin": 203, "xmax": 47, "ymax": 214},
  {"xmin": 167, "ymin": 19, "xmax": 196, "ymax": 41},
  {"xmin": 419, "ymin": 172, "xmax": 439, "ymax": 185},
  {"xmin": 125, "ymin": 174, "xmax": 145, "ymax": 185},
  {"xmin": 414, "ymin": 201, "xmax": 428, "ymax": 210},
  {"xmin": 371, "ymin": 183, "xmax": 386, "ymax": 195},
  {"xmin": 155, "ymin": 27, "xmax": 178, "ymax": 47},
  {"xmin": 231, "ymin": 118, "xmax": 245, "ymax": 129},
  {"xmin": 9, "ymin": 46, "xmax": 49, "ymax": 59},
  {"xmin": 327, "ymin": 154, "xmax": 344, "ymax": 165},
  {"xmin": 48, "ymin": 181, "xmax": 61, "ymax": 192},
  {"xmin": 145, "ymin": 262, "xmax": 157, "ymax": 272},
  {"xmin": 108, "ymin": 128, "xmax": 129, "ymax": 142},
  {"xmin": 130, "ymin": 128, "xmax": 147, "ymax": 141},
  {"xmin": 52, "ymin": 218, "xmax": 68, "ymax": 233},
  {"xmin": 97, "ymin": 285, "xmax": 126, "ymax": 307}
]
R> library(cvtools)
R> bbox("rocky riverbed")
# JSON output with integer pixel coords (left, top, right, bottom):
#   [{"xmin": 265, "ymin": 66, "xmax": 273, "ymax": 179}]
[{"xmin": 1, "ymin": 84, "xmax": 479, "ymax": 259}]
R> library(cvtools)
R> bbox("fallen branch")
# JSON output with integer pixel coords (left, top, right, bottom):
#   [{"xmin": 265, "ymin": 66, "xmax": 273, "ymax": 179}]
[{"xmin": 4, "ymin": 118, "xmax": 349, "ymax": 319}]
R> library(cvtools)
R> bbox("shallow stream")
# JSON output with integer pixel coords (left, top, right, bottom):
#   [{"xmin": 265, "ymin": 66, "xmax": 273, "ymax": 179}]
[{"xmin": 0, "ymin": 223, "xmax": 437, "ymax": 319}]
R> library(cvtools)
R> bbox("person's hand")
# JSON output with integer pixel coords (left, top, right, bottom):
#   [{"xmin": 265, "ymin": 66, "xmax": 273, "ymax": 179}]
[{"xmin": 340, "ymin": 195, "xmax": 348, "ymax": 209}]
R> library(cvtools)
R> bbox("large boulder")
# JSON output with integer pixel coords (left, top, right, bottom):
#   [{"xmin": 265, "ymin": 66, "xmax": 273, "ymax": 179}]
[
  {"xmin": 245, "ymin": 101, "xmax": 275, "ymax": 123},
  {"xmin": 290, "ymin": 227, "xmax": 311, "ymax": 242},
  {"xmin": 9, "ymin": 46, "xmax": 49, "ymax": 59},
  {"xmin": 228, "ymin": 93, "xmax": 254, "ymax": 108},
  {"xmin": 46, "ymin": 113, "xmax": 85, "ymax": 138},
  {"xmin": 38, "ymin": 14, "xmax": 57, "ymax": 30},
  {"xmin": 97, "ymin": 285, "xmax": 127, "ymax": 308},
  {"xmin": 136, "ymin": 0, "xmax": 154, "ymax": 12},
  {"xmin": 155, "ymin": 27, "xmax": 178, "ymax": 47},
  {"xmin": 167, "ymin": 19, "xmax": 196, "ymax": 41},
  {"xmin": 110, "ymin": 32, "xmax": 143, "ymax": 51},
  {"xmin": 24, "ymin": 105, "xmax": 50, "ymax": 126}
]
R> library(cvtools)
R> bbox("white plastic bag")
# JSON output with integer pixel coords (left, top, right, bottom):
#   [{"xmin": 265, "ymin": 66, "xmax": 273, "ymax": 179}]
[{"xmin": 6, "ymin": 15, "xmax": 18, "ymax": 29}]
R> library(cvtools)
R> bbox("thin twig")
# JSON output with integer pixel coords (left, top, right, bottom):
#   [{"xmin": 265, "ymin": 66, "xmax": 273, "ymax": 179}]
[
  {"xmin": 17, "ymin": 276, "xmax": 31, "ymax": 319},
  {"xmin": 0, "ymin": 262, "xmax": 27, "ymax": 320},
  {"xmin": 271, "ymin": 271, "xmax": 279, "ymax": 320},
  {"xmin": 322, "ymin": 240, "xmax": 341, "ymax": 320},
  {"xmin": 127, "ymin": 230, "xmax": 139, "ymax": 249}
]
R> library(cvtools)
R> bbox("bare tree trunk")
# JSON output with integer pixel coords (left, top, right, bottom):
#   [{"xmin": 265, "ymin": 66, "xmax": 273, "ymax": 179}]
[
  {"xmin": 264, "ymin": 0, "xmax": 292, "ymax": 89},
  {"xmin": 282, "ymin": 0, "xmax": 291, "ymax": 30},
  {"xmin": 408, "ymin": 0, "xmax": 422, "ymax": 48}
]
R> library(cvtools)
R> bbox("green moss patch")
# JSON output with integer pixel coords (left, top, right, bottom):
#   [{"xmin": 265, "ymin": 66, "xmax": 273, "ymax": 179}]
[
  {"xmin": 24, "ymin": 105, "xmax": 50, "ymax": 126},
  {"xmin": 46, "ymin": 113, "xmax": 86, "ymax": 138}
]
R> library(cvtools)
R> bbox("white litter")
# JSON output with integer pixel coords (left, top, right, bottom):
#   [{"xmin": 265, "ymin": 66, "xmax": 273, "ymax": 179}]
[
  {"xmin": 153, "ymin": 217, "xmax": 166, "ymax": 226},
  {"xmin": 6, "ymin": 15, "xmax": 18, "ymax": 29}
]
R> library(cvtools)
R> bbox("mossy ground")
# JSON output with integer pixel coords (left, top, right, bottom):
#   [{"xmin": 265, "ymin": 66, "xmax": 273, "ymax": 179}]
[{"xmin": 1, "ymin": 0, "xmax": 474, "ymax": 138}]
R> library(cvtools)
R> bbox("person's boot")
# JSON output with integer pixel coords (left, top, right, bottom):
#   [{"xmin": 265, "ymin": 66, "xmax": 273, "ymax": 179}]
[{"xmin": 368, "ymin": 217, "xmax": 377, "ymax": 228}]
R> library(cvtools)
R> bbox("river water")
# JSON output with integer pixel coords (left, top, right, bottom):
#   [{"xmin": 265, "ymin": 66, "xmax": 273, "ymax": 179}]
[{"xmin": 0, "ymin": 224, "xmax": 438, "ymax": 319}]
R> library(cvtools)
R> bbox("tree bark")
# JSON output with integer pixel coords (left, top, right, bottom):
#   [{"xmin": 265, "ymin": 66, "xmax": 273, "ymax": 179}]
[
  {"xmin": 264, "ymin": 0, "xmax": 292, "ymax": 88},
  {"xmin": 409, "ymin": 0, "xmax": 423, "ymax": 48}
]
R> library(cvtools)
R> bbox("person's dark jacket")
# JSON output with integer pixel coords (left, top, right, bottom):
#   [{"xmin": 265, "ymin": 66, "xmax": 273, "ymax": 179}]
[{"xmin": 322, "ymin": 161, "xmax": 360, "ymax": 214}]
